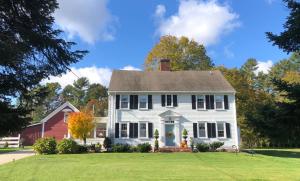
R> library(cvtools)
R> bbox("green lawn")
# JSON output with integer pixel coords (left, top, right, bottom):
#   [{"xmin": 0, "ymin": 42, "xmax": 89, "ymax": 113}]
[
  {"xmin": 0, "ymin": 148, "xmax": 19, "ymax": 154},
  {"xmin": 1, "ymin": 150, "xmax": 300, "ymax": 180}
]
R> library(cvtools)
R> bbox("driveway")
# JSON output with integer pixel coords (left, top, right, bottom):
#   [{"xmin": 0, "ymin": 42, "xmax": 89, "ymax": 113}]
[{"xmin": 0, "ymin": 149, "xmax": 35, "ymax": 165}]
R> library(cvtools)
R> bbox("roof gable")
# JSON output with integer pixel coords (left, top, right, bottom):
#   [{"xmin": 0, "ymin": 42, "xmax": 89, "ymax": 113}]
[
  {"xmin": 109, "ymin": 70, "xmax": 235, "ymax": 92},
  {"xmin": 41, "ymin": 102, "xmax": 79, "ymax": 123}
]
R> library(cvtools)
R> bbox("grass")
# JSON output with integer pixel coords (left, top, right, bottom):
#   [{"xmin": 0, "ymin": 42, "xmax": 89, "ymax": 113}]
[
  {"xmin": 0, "ymin": 148, "xmax": 19, "ymax": 154},
  {"xmin": 1, "ymin": 150, "xmax": 300, "ymax": 180}
]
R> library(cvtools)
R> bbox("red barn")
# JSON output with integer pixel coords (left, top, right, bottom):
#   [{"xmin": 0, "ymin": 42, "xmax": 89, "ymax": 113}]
[{"xmin": 21, "ymin": 102, "xmax": 79, "ymax": 145}]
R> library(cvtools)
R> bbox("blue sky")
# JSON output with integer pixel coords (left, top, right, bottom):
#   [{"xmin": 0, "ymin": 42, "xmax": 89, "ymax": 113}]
[{"xmin": 46, "ymin": 0, "xmax": 290, "ymax": 87}]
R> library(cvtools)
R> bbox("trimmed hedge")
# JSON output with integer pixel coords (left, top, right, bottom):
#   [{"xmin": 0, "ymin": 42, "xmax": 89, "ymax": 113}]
[
  {"xmin": 33, "ymin": 137, "xmax": 57, "ymax": 154},
  {"xmin": 196, "ymin": 143, "xmax": 210, "ymax": 152},
  {"xmin": 137, "ymin": 143, "xmax": 152, "ymax": 153},
  {"xmin": 57, "ymin": 139, "xmax": 79, "ymax": 154},
  {"xmin": 112, "ymin": 144, "xmax": 131, "ymax": 152}
]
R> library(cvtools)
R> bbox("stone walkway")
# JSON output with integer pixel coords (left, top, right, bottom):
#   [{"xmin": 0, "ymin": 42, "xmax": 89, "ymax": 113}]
[{"xmin": 0, "ymin": 149, "xmax": 35, "ymax": 165}]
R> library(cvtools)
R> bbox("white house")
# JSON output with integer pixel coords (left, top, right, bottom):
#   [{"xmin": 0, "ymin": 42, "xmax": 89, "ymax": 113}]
[{"xmin": 107, "ymin": 59, "xmax": 239, "ymax": 149}]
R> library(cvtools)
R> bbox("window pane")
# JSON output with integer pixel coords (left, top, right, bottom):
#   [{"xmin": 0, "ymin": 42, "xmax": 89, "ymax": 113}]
[
  {"xmin": 139, "ymin": 96, "xmax": 147, "ymax": 108},
  {"xmin": 197, "ymin": 96, "xmax": 204, "ymax": 109},
  {"xmin": 217, "ymin": 123, "xmax": 224, "ymax": 137},
  {"xmin": 216, "ymin": 96, "xmax": 223, "ymax": 109},
  {"xmin": 139, "ymin": 123, "xmax": 147, "ymax": 137},
  {"xmin": 96, "ymin": 123, "xmax": 106, "ymax": 138},
  {"xmin": 198, "ymin": 123, "xmax": 206, "ymax": 137},
  {"xmin": 167, "ymin": 95, "xmax": 172, "ymax": 106},
  {"xmin": 121, "ymin": 124, "xmax": 127, "ymax": 137},
  {"xmin": 121, "ymin": 95, "xmax": 128, "ymax": 108}
]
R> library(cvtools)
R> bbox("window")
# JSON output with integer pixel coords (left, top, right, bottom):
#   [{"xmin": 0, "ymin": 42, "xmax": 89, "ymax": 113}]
[
  {"xmin": 139, "ymin": 123, "xmax": 147, "ymax": 138},
  {"xmin": 198, "ymin": 122, "xmax": 206, "ymax": 138},
  {"xmin": 139, "ymin": 95, "xmax": 148, "ymax": 109},
  {"xmin": 217, "ymin": 122, "xmax": 225, "ymax": 138},
  {"xmin": 121, "ymin": 95, "xmax": 129, "ymax": 109},
  {"xmin": 166, "ymin": 95, "xmax": 172, "ymax": 106},
  {"xmin": 197, "ymin": 95, "xmax": 205, "ymax": 110},
  {"xmin": 121, "ymin": 123, "xmax": 128, "ymax": 138},
  {"xmin": 96, "ymin": 123, "xmax": 106, "ymax": 138},
  {"xmin": 215, "ymin": 95, "xmax": 224, "ymax": 110},
  {"xmin": 63, "ymin": 112, "xmax": 70, "ymax": 123}
]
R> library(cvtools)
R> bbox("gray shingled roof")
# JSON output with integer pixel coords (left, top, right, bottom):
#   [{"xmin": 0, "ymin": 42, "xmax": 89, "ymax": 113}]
[{"xmin": 108, "ymin": 70, "xmax": 235, "ymax": 92}]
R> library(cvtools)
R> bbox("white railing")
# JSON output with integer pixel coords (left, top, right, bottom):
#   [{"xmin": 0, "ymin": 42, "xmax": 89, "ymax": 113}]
[{"xmin": 0, "ymin": 134, "xmax": 20, "ymax": 148}]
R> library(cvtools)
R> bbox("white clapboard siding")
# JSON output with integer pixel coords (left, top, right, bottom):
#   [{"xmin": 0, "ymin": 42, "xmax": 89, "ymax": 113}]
[{"xmin": 0, "ymin": 134, "xmax": 20, "ymax": 148}]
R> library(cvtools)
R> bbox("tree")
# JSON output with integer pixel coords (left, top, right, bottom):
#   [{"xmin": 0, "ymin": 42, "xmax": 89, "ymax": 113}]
[
  {"xmin": 145, "ymin": 36, "xmax": 214, "ymax": 71},
  {"xmin": 85, "ymin": 99, "xmax": 108, "ymax": 117},
  {"xmin": 0, "ymin": 0, "xmax": 87, "ymax": 136},
  {"xmin": 62, "ymin": 77, "xmax": 90, "ymax": 108},
  {"xmin": 68, "ymin": 111, "xmax": 95, "ymax": 145},
  {"xmin": 84, "ymin": 83, "xmax": 108, "ymax": 104},
  {"xmin": 266, "ymin": 0, "xmax": 300, "ymax": 53}
]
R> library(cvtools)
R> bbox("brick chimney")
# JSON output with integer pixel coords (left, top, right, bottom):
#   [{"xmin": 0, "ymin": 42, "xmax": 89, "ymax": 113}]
[{"xmin": 160, "ymin": 59, "xmax": 171, "ymax": 71}]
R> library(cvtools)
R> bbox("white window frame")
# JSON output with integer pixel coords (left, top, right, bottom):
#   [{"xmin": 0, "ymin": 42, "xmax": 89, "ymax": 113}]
[
  {"xmin": 215, "ymin": 95, "xmax": 224, "ymax": 110},
  {"xmin": 166, "ymin": 94, "xmax": 173, "ymax": 107},
  {"xmin": 120, "ymin": 122, "xmax": 129, "ymax": 138},
  {"xmin": 120, "ymin": 95, "xmax": 129, "ymax": 110},
  {"xmin": 198, "ymin": 122, "xmax": 207, "ymax": 138},
  {"xmin": 196, "ymin": 95, "xmax": 206, "ymax": 110},
  {"xmin": 139, "ymin": 95, "xmax": 148, "ymax": 110},
  {"xmin": 216, "ymin": 122, "xmax": 226, "ymax": 138},
  {"xmin": 138, "ymin": 122, "xmax": 148, "ymax": 138},
  {"xmin": 63, "ymin": 112, "xmax": 69, "ymax": 123},
  {"xmin": 95, "ymin": 123, "xmax": 107, "ymax": 138}
]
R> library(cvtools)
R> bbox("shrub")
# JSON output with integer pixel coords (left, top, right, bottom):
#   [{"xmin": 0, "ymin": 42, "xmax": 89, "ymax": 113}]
[
  {"xmin": 88, "ymin": 144, "xmax": 96, "ymax": 152},
  {"xmin": 210, "ymin": 141, "xmax": 224, "ymax": 151},
  {"xmin": 33, "ymin": 137, "xmax": 57, "ymax": 154},
  {"xmin": 137, "ymin": 143, "xmax": 152, "ymax": 153},
  {"xmin": 190, "ymin": 137, "xmax": 194, "ymax": 150},
  {"xmin": 103, "ymin": 137, "xmax": 112, "ymax": 150},
  {"xmin": 112, "ymin": 144, "xmax": 131, "ymax": 152},
  {"xmin": 95, "ymin": 143, "xmax": 102, "ymax": 153},
  {"xmin": 57, "ymin": 139, "xmax": 79, "ymax": 154},
  {"xmin": 77, "ymin": 145, "xmax": 88, "ymax": 153},
  {"xmin": 196, "ymin": 143, "xmax": 209, "ymax": 152}
]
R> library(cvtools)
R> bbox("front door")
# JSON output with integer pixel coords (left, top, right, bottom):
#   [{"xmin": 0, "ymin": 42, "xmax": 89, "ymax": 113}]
[{"xmin": 165, "ymin": 124, "xmax": 175, "ymax": 146}]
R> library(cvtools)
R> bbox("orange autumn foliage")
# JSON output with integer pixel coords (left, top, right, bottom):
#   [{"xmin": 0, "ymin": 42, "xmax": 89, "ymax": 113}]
[{"xmin": 67, "ymin": 111, "xmax": 94, "ymax": 144}]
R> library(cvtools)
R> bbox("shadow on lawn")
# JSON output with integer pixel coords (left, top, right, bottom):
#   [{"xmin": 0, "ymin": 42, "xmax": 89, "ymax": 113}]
[{"xmin": 253, "ymin": 149, "xmax": 300, "ymax": 158}]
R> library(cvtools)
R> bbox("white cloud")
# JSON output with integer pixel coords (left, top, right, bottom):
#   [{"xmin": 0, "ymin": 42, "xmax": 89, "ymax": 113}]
[
  {"xmin": 54, "ymin": 0, "xmax": 117, "ymax": 44},
  {"xmin": 42, "ymin": 65, "xmax": 140, "ymax": 88},
  {"xmin": 155, "ymin": 4, "xmax": 166, "ymax": 18},
  {"xmin": 266, "ymin": 0, "xmax": 276, "ymax": 5},
  {"xmin": 255, "ymin": 60, "xmax": 273, "ymax": 74},
  {"xmin": 121, "ymin": 65, "xmax": 141, "ymax": 71},
  {"xmin": 155, "ymin": 0, "xmax": 240, "ymax": 46}
]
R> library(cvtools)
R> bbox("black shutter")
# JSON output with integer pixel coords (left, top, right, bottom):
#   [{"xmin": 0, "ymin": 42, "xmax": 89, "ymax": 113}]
[
  {"xmin": 226, "ymin": 123, "xmax": 231, "ymax": 138},
  {"xmin": 129, "ymin": 123, "xmax": 134, "ymax": 138},
  {"xmin": 207, "ymin": 123, "xmax": 212, "ymax": 138},
  {"xmin": 173, "ymin": 95, "xmax": 178, "ymax": 107},
  {"xmin": 192, "ymin": 95, "xmax": 196, "ymax": 109},
  {"xmin": 193, "ymin": 123, "xmax": 198, "ymax": 138},
  {"xmin": 134, "ymin": 95, "xmax": 138, "ymax": 109},
  {"xmin": 148, "ymin": 123, "xmax": 153, "ymax": 138},
  {"xmin": 116, "ymin": 95, "xmax": 120, "ymax": 109},
  {"xmin": 211, "ymin": 123, "xmax": 216, "ymax": 138},
  {"xmin": 115, "ymin": 123, "xmax": 119, "ymax": 138},
  {"xmin": 134, "ymin": 123, "xmax": 138, "ymax": 138},
  {"xmin": 148, "ymin": 95, "xmax": 153, "ymax": 109},
  {"xmin": 224, "ymin": 95, "xmax": 229, "ymax": 110},
  {"xmin": 130, "ymin": 95, "xmax": 134, "ymax": 109},
  {"xmin": 210, "ymin": 95, "xmax": 214, "ymax": 110},
  {"xmin": 161, "ymin": 95, "xmax": 166, "ymax": 107},
  {"xmin": 205, "ymin": 95, "xmax": 210, "ymax": 109}
]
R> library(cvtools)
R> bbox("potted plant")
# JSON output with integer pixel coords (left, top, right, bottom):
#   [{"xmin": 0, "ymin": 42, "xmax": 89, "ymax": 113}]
[
  {"xmin": 154, "ymin": 129, "xmax": 159, "ymax": 152},
  {"xmin": 182, "ymin": 129, "xmax": 188, "ymax": 145}
]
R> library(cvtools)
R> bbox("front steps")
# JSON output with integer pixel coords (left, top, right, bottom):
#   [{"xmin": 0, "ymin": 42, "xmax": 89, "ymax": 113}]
[{"xmin": 159, "ymin": 147, "xmax": 192, "ymax": 153}]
